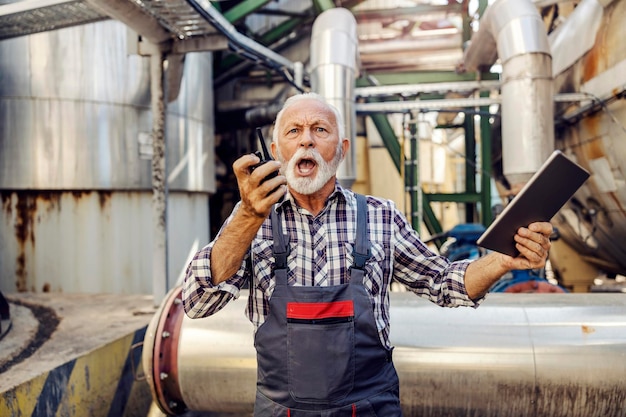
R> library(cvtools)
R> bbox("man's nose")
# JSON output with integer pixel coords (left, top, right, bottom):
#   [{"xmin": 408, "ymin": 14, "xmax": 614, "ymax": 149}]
[{"xmin": 299, "ymin": 131, "xmax": 314, "ymax": 147}]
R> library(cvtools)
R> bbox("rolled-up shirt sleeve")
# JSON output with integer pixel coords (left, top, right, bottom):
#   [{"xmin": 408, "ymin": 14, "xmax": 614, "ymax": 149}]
[
  {"xmin": 390, "ymin": 207, "xmax": 484, "ymax": 308},
  {"xmin": 182, "ymin": 204, "xmax": 250, "ymax": 318}
]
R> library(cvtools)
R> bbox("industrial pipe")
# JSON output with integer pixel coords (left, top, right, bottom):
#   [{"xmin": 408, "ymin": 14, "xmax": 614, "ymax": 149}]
[
  {"xmin": 143, "ymin": 287, "xmax": 626, "ymax": 416},
  {"xmin": 458, "ymin": 0, "xmax": 554, "ymax": 187},
  {"xmin": 309, "ymin": 7, "xmax": 359, "ymax": 189},
  {"xmin": 186, "ymin": 0, "xmax": 300, "ymax": 84}
]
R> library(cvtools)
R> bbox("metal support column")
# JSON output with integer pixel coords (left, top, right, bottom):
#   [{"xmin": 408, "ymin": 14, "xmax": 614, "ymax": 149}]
[
  {"xmin": 480, "ymin": 95, "xmax": 493, "ymax": 226},
  {"xmin": 407, "ymin": 119, "xmax": 421, "ymax": 233},
  {"xmin": 464, "ymin": 112, "xmax": 476, "ymax": 223},
  {"xmin": 151, "ymin": 51, "xmax": 169, "ymax": 306}
]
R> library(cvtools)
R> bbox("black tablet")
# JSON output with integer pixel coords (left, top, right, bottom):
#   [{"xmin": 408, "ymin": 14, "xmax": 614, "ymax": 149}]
[{"xmin": 476, "ymin": 150, "xmax": 590, "ymax": 257}]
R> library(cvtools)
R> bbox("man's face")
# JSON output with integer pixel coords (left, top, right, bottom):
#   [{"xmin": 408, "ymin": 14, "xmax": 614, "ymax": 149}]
[{"xmin": 272, "ymin": 99, "xmax": 348, "ymax": 195}]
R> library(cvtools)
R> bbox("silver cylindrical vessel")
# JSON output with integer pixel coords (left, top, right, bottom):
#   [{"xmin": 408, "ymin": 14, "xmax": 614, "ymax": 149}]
[
  {"xmin": 143, "ymin": 289, "xmax": 626, "ymax": 416},
  {"xmin": 549, "ymin": 0, "xmax": 626, "ymax": 275},
  {"xmin": 0, "ymin": 20, "xmax": 215, "ymax": 294},
  {"xmin": 309, "ymin": 8, "xmax": 359, "ymax": 189}
]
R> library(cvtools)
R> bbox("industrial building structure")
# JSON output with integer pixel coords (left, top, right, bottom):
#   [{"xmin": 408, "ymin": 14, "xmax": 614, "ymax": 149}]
[{"xmin": 1, "ymin": 0, "xmax": 626, "ymax": 415}]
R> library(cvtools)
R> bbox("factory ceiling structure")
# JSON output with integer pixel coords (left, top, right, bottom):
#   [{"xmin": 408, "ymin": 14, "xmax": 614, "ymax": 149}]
[{"xmin": 0, "ymin": 0, "xmax": 481, "ymax": 91}]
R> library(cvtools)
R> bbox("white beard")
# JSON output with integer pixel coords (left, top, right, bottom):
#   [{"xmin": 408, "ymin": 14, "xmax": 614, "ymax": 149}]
[{"xmin": 277, "ymin": 145, "xmax": 343, "ymax": 195}]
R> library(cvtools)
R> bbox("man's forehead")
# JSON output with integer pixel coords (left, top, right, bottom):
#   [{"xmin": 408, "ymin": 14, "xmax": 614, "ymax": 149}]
[{"xmin": 283, "ymin": 101, "xmax": 335, "ymax": 124}]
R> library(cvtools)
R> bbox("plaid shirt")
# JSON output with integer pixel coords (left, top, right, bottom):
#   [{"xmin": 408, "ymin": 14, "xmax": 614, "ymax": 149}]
[{"xmin": 183, "ymin": 183, "xmax": 480, "ymax": 348}]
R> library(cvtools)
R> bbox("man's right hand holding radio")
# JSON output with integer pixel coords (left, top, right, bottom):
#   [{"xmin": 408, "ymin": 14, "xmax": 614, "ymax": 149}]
[{"xmin": 233, "ymin": 153, "xmax": 287, "ymax": 220}]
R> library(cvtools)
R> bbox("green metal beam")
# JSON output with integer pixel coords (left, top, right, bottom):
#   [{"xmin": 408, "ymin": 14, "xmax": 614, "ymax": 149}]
[
  {"xmin": 223, "ymin": 0, "xmax": 272, "ymax": 24},
  {"xmin": 427, "ymin": 193, "xmax": 482, "ymax": 203},
  {"xmin": 358, "ymin": 76, "xmax": 403, "ymax": 172},
  {"xmin": 464, "ymin": 111, "xmax": 476, "ymax": 223},
  {"xmin": 312, "ymin": 0, "xmax": 335, "ymax": 13},
  {"xmin": 258, "ymin": 15, "xmax": 306, "ymax": 46},
  {"xmin": 480, "ymin": 91, "xmax": 493, "ymax": 226},
  {"xmin": 421, "ymin": 194, "xmax": 443, "ymax": 239},
  {"xmin": 216, "ymin": 14, "xmax": 311, "ymax": 72},
  {"xmin": 408, "ymin": 121, "xmax": 420, "ymax": 233},
  {"xmin": 369, "ymin": 114, "xmax": 402, "ymax": 173}
]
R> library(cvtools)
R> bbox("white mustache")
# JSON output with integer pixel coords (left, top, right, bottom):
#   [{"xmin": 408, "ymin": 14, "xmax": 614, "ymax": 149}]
[{"xmin": 290, "ymin": 147, "xmax": 324, "ymax": 166}]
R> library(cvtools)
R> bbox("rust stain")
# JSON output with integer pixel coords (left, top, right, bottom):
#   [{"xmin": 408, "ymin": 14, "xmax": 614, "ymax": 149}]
[
  {"xmin": 98, "ymin": 191, "xmax": 112, "ymax": 210},
  {"xmin": 581, "ymin": 325, "xmax": 595, "ymax": 335},
  {"xmin": 14, "ymin": 193, "xmax": 37, "ymax": 245},
  {"xmin": 579, "ymin": 134, "xmax": 605, "ymax": 160},
  {"xmin": 582, "ymin": 35, "xmax": 601, "ymax": 83},
  {"xmin": 5, "ymin": 190, "xmax": 113, "ymax": 293},
  {"xmin": 6, "ymin": 191, "xmax": 62, "ymax": 292},
  {"xmin": 581, "ymin": 11, "xmax": 608, "ymax": 83},
  {"xmin": 13, "ymin": 193, "xmax": 37, "ymax": 292},
  {"xmin": 16, "ymin": 253, "xmax": 26, "ymax": 292},
  {"xmin": 71, "ymin": 190, "xmax": 89, "ymax": 200},
  {"xmin": 608, "ymin": 192, "xmax": 626, "ymax": 217}
]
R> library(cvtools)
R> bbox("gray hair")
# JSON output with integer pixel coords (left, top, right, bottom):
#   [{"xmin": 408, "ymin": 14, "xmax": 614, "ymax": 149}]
[{"xmin": 272, "ymin": 92, "xmax": 346, "ymax": 143}]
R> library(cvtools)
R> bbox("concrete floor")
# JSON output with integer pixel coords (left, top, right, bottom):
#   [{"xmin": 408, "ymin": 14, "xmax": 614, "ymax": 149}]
[{"xmin": 0, "ymin": 291, "xmax": 157, "ymax": 416}]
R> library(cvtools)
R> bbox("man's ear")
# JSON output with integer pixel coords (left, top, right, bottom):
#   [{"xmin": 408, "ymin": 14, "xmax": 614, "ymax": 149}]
[
  {"xmin": 340, "ymin": 138, "xmax": 350, "ymax": 160},
  {"xmin": 271, "ymin": 141, "xmax": 277, "ymax": 159}
]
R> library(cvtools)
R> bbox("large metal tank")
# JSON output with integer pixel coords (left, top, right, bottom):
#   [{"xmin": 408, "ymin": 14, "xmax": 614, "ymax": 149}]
[
  {"xmin": 0, "ymin": 20, "xmax": 215, "ymax": 294},
  {"xmin": 143, "ymin": 288, "xmax": 626, "ymax": 416},
  {"xmin": 549, "ymin": 0, "xmax": 626, "ymax": 275}
]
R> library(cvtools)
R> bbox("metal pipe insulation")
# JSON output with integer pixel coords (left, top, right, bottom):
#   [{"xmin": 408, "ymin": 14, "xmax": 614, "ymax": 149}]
[
  {"xmin": 309, "ymin": 8, "xmax": 359, "ymax": 189},
  {"xmin": 143, "ymin": 288, "xmax": 626, "ymax": 416},
  {"xmin": 458, "ymin": 0, "xmax": 554, "ymax": 187}
]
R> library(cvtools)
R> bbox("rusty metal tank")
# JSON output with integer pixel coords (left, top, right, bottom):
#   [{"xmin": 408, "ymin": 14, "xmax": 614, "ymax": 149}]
[
  {"xmin": 0, "ymin": 19, "xmax": 215, "ymax": 294},
  {"xmin": 549, "ymin": 0, "xmax": 626, "ymax": 275}
]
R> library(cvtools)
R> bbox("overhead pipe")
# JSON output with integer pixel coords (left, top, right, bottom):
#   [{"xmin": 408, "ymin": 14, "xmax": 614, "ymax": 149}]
[
  {"xmin": 309, "ymin": 7, "xmax": 359, "ymax": 188},
  {"xmin": 457, "ymin": 0, "xmax": 554, "ymax": 188},
  {"xmin": 143, "ymin": 288, "xmax": 626, "ymax": 416},
  {"xmin": 186, "ymin": 0, "xmax": 305, "ymax": 89}
]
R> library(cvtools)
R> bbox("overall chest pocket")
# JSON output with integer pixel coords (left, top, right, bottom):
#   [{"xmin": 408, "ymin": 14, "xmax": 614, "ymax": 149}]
[{"xmin": 286, "ymin": 300, "xmax": 355, "ymax": 403}]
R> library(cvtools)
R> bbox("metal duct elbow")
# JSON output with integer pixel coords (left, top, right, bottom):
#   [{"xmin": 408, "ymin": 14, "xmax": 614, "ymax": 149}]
[
  {"xmin": 309, "ymin": 8, "xmax": 359, "ymax": 189},
  {"xmin": 460, "ymin": 0, "xmax": 554, "ymax": 187}
]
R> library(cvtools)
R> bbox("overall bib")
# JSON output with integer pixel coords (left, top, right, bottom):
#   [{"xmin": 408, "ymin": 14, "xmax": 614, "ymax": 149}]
[{"xmin": 253, "ymin": 195, "xmax": 402, "ymax": 417}]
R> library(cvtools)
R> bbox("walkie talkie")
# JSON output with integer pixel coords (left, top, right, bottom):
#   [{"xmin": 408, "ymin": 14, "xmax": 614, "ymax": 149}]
[
  {"xmin": 249, "ymin": 127, "xmax": 276, "ymax": 178},
  {"xmin": 250, "ymin": 127, "xmax": 283, "ymax": 201}
]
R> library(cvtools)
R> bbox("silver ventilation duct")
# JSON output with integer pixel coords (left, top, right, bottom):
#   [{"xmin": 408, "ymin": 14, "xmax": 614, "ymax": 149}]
[
  {"xmin": 459, "ymin": 0, "xmax": 554, "ymax": 187},
  {"xmin": 309, "ymin": 8, "xmax": 359, "ymax": 189}
]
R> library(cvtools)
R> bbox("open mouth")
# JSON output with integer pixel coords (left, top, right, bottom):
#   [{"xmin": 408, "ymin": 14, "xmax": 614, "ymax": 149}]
[{"xmin": 297, "ymin": 158, "xmax": 317, "ymax": 176}]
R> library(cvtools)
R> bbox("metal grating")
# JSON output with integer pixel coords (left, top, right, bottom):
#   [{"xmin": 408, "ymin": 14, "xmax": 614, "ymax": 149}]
[
  {"xmin": 129, "ymin": 0, "xmax": 218, "ymax": 39},
  {"xmin": 0, "ymin": 0, "xmax": 109, "ymax": 40},
  {"xmin": 0, "ymin": 0, "xmax": 220, "ymax": 42}
]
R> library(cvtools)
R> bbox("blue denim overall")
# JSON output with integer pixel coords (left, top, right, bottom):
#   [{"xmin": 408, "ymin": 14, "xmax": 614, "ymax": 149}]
[{"xmin": 253, "ymin": 195, "xmax": 402, "ymax": 417}]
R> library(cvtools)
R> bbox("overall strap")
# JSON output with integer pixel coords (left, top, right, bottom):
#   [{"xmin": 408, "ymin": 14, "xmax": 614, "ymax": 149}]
[
  {"xmin": 271, "ymin": 208, "xmax": 290, "ymax": 285},
  {"xmin": 352, "ymin": 194, "xmax": 371, "ymax": 272}
]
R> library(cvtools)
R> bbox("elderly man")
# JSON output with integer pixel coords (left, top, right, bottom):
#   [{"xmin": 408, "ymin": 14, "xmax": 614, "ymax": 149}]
[{"xmin": 182, "ymin": 92, "xmax": 552, "ymax": 417}]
